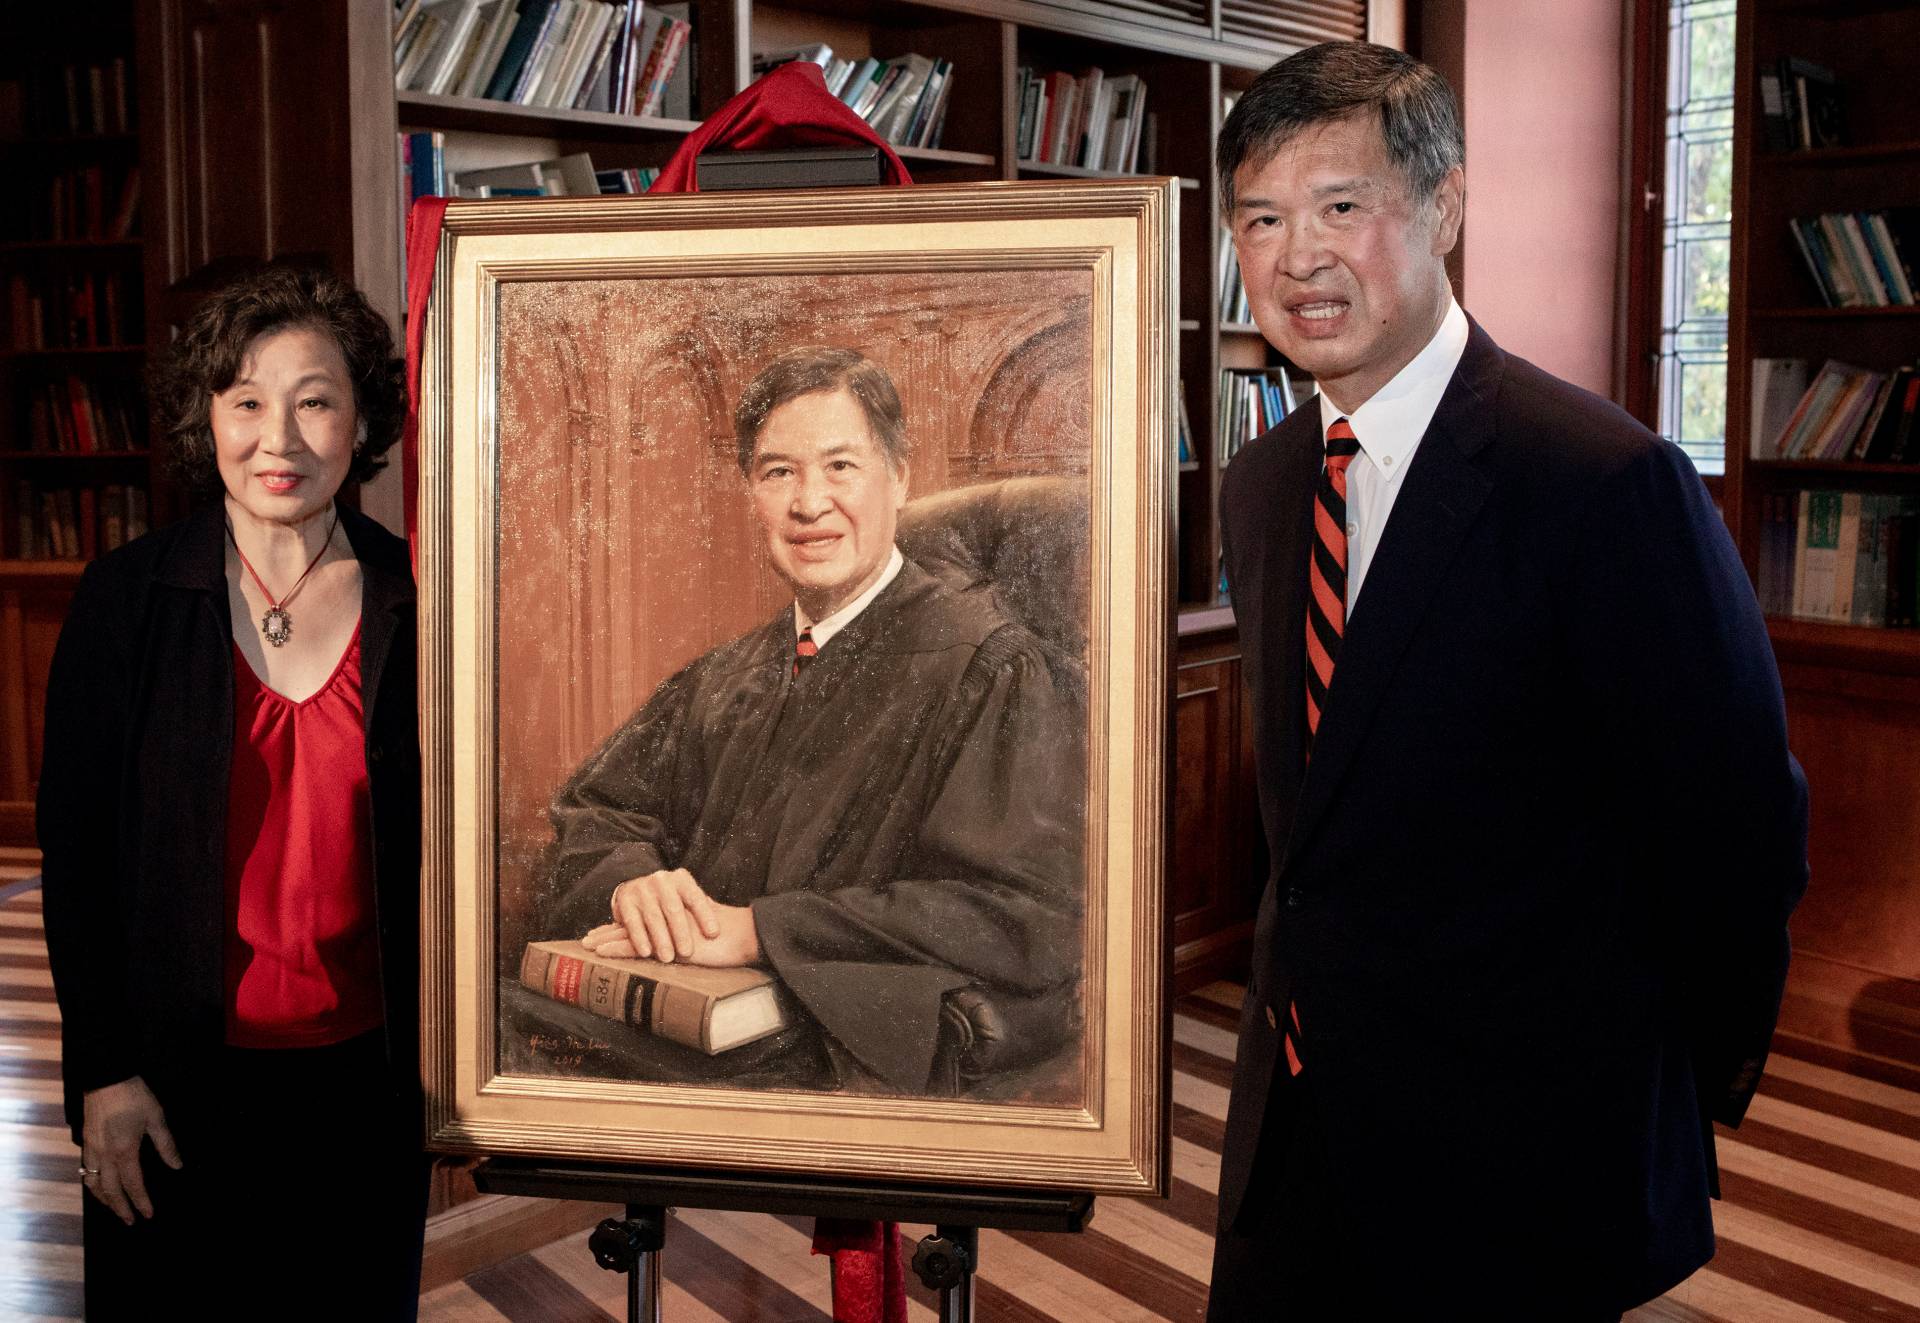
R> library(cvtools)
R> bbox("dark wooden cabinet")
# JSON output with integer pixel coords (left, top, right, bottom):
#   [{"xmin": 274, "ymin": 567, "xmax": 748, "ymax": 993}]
[{"xmin": 1171, "ymin": 609, "xmax": 1264, "ymax": 992}]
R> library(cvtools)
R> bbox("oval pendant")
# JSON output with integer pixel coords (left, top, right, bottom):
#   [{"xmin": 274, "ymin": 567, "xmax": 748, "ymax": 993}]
[{"xmin": 261, "ymin": 606, "xmax": 293, "ymax": 648}]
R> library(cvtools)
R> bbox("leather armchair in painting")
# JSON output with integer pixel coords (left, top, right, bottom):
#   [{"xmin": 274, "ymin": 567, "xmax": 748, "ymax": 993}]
[{"xmin": 899, "ymin": 476, "xmax": 1091, "ymax": 1102}]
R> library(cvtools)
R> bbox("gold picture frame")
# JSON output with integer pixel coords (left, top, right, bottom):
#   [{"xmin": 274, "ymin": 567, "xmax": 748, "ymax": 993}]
[{"xmin": 417, "ymin": 180, "xmax": 1173, "ymax": 1195}]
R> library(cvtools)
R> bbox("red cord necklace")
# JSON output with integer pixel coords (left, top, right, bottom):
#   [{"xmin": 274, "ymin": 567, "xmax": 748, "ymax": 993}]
[{"xmin": 227, "ymin": 509, "xmax": 338, "ymax": 648}]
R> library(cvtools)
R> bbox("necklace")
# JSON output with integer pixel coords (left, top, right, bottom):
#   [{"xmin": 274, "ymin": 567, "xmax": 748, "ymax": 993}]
[{"xmin": 227, "ymin": 509, "xmax": 338, "ymax": 648}]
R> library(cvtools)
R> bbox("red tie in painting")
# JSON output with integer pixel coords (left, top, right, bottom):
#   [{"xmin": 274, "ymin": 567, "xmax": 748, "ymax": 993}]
[
  {"xmin": 1290, "ymin": 417, "xmax": 1360, "ymax": 1077},
  {"xmin": 794, "ymin": 626, "xmax": 818, "ymax": 677}
]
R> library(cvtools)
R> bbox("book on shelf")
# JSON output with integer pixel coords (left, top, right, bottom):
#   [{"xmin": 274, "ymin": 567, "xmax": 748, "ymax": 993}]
[
  {"xmin": 1788, "ymin": 211, "xmax": 1917, "ymax": 309},
  {"xmin": 5, "ymin": 270, "xmax": 141, "ymax": 350},
  {"xmin": 1217, "ymin": 241, "xmax": 1251, "ymax": 325},
  {"xmin": 22, "ymin": 375, "xmax": 144, "ymax": 453},
  {"xmin": 1177, "ymin": 384, "xmax": 1195, "ymax": 468},
  {"xmin": 1014, "ymin": 66, "xmax": 1149, "ymax": 172},
  {"xmin": 753, "ymin": 46, "xmax": 955, "ymax": 150},
  {"xmin": 11, "ymin": 164, "xmax": 141, "ymax": 243},
  {"xmin": 455, "ymin": 150, "xmax": 599, "ymax": 196},
  {"xmin": 1763, "ymin": 490, "xmax": 1918, "ymax": 628},
  {"xmin": 8, "ymin": 480, "xmax": 148, "ymax": 561},
  {"xmin": 1218, "ymin": 368, "xmax": 1298, "ymax": 466},
  {"xmin": 4, "ymin": 59, "xmax": 133, "ymax": 137},
  {"xmin": 397, "ymin": 0, "xmax": 688, "ymax": 118},
  {"xmin": 695, "ymin": 148, "xmax": 881, "ymax": 192},
  {"xmin": 518, "ymin": 939, "xmax": 787, "ymax": 1054},
  {"xmin": 1758, "ymin": 56, "xmax": 1844, "ymax": 153},
  {"xmin": 1761, "ymin": 358, "xmax": 1920, "ymax": 462}
]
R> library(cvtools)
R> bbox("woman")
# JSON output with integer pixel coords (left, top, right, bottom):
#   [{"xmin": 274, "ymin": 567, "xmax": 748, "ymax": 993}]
[{"xmin": 37, "ymin": 265, "xmax": 425, "ymax": 1318}]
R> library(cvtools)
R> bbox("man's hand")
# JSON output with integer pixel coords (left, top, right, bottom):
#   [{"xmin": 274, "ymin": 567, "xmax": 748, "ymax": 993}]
[
  {"xmin": 580, "ymin": 869, "xmax": 762, "ymax": 967},
  {"xmin": 81, "ymin": 1076, "xmax": 182, "ymax": 1225}
]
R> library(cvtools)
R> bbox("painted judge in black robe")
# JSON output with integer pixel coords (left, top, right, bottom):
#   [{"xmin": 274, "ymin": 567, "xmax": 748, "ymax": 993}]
[{"xmin": 536, "ymin": 347, "xmax": 1084, "ymax": 1095}]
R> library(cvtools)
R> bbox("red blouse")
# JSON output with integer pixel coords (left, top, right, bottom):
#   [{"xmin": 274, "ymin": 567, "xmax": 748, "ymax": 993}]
[{"xmin": 223, "ymin": 623, "xmax": 385, "ymax": 1048}]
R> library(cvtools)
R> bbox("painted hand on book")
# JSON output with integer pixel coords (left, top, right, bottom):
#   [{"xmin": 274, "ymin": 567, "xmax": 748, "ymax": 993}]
[
  {"xmin": 583, "ymin": 868, "xmax": 764, "ymax": 967},
  {"xmin": 81, "ymin": 1075, "xmax": 183, "ymax": 1225}
]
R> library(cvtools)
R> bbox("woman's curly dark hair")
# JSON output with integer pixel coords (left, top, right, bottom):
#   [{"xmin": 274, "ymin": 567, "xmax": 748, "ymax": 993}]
[{"xmin": 152, "ymin": 264, "xmax": 407, "ymax": 493}]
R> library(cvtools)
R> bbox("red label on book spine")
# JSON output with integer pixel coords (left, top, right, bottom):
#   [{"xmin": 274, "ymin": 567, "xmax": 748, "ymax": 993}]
[{"xmin": 551, "ymin": 954, "xmax": 583, "ymax": 1003}]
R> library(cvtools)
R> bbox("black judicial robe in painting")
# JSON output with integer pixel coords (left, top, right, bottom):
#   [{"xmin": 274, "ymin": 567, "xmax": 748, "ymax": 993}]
[
  {"xmin": 1207, "ymin": 322, "xmax": 1808, "ymax": 1318},
  {"xmin": 541, "ymin": 558, "xmax": 1085, "ymax": 1094}
]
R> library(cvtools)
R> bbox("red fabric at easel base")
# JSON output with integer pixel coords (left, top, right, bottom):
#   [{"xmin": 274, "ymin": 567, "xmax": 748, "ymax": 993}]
[{"xmin": 812, "ymin": 1218, "xmax": 910, "ymax": 1323}]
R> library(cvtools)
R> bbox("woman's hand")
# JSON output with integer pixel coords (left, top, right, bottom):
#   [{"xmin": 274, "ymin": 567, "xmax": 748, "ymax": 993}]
[
  {"xmin": 81, "ymin": 1076, "xmax": 182, "ymax": 1224},
  {"xmin": 581, "ymin": 869, "xmax": 762, "ymax": 968}
]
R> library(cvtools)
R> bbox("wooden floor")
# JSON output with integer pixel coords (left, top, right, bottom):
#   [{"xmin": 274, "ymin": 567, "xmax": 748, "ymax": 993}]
[{"xmin": 5, "ymin": 871, "xmax": 1919, "ymax": 1322}]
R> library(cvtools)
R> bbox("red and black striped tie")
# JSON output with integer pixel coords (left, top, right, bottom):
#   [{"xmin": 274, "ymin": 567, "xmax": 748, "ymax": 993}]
[
  {"xmin": 1287, "ymin": 417, "xmax": 1359, "ymax": 1078},
  {"xmin": 793, "ymin": 627, "xmax": 818, "ymax": 677},
  {"xmin": 1305, "ymin": 418, "xmax": 1360, "ymax": 755}
]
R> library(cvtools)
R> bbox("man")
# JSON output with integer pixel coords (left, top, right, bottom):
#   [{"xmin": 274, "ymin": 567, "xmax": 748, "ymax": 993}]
[
  {"xmin": 537, "ymin": 346, "xmax": 1084, "ymax": 1096},
  {"xmin": 1206, "ymin": 43, "xmax": 1808, "ymax": 1320}
]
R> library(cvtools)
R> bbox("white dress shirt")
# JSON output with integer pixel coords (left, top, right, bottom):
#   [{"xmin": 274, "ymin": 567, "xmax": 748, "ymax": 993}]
[
  {"xmin": 795, "ymin": 545, "xmax": 905, "ymax": 650},
  {"xmin": 1315, "ymin": 297, "xmax": 1470, "ymax": 615}
]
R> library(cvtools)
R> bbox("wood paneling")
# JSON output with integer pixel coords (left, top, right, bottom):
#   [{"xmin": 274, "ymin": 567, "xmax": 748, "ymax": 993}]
[{"xmin": 1170, "ymin": 620, "xmax": 1261, "ymax": 992}]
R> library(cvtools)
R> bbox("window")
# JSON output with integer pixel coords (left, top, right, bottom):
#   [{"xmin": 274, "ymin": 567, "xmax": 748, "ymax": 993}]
[{"xmin": 1655, "ymin": 0, "xmax": 1736, "ymax": 476}]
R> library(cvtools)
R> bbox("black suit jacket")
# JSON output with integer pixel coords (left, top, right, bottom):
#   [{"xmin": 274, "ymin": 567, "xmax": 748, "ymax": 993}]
[
  {"xmin": 37, "ymin": 501, "xmax": 422, "ymax": 1142},
  {"xmin": 1212, "ymin": 322, "xmax": 1808, "ymax": 1312}
]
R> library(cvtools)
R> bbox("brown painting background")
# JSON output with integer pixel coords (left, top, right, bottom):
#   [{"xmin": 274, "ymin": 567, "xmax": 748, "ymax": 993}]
[{"xmin": 493, "ymin": 268, "xmax": 1095, "ymax": 956}]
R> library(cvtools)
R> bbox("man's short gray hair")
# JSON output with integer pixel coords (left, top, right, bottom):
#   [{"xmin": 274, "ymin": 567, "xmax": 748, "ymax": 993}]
[{"xmin": 1217, "ymin": 41, "xmax": 1464, "ymax": 212}]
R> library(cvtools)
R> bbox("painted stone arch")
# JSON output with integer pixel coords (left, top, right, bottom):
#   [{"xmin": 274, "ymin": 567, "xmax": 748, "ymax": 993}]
[{"xmin": 965, "ymin": 308, "xmax": 1094, "ymax": 480}]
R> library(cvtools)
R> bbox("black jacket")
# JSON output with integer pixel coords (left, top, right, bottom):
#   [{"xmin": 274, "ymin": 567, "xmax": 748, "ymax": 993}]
[
  {"xmin": 1209, "ymin": 321, "xmax": 1808, "ymax": 1315},
  {"xmin": 37, "ymin": 501, "xmax": 421, "ymax": 1141}
]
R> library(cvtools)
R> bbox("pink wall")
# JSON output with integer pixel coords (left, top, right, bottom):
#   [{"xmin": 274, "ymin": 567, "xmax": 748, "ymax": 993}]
[{"xmin": 1420, "ymin": 0, "xmax": 1627, "ymax": 400}]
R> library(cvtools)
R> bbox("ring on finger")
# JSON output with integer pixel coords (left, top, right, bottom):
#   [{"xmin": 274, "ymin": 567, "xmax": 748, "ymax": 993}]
[{"xmin": 78, "ymin": 1164, "xmax": 100, "ymax": 1180}]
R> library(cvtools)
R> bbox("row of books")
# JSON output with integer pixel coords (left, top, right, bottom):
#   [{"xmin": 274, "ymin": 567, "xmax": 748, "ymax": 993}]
[
  {"xmin": 1758, "ymin": 56, "xmax": 1844, "ymax": 153},
  {"xmin": 0, "ymin": 61, "xmax": 134, "ymax": 138},
  {"xmin": 2, "ymin": 165, "xmax": 140, "ymax": 244},
  {"xmin": 395, "ymin": 0, "xmax": 692, "ymax": 120},
  {"xmin": 1015, "ymin": 67, "xmax": 1151, "ymax": 173},
  {"xmin": 1753, "ymin": 358, "xmax": 1920, "ymax": 463},
  {"xmin": 1219, "ymin": 368, "xmax": 1300, "ymax": 465},
  {"xmin": 6, "ymin": 272, "xmax": 140, "ymax": 350},
  {"xmin": 1790, "ymin": 211, "xmax": 1917, "ymax": 309},
  {"xmin": 401, "ymin": 136, "xmax": 658, "ymax": 202},
  {"xmin": 1176, "ymin": 386, "xmax": 1196, "ymax": 468},
  {"xmin": 754, "ymin": 47, "xmax": 955, "ymax": 151},
  {"xmin": 17, "ymin": 375, "xmax": 145, "ymax": 453},
  {"xmin": 1218, "ymin": 242, "xmax": 1251, "ymax": 325},
  {"xmin": 9, "ymin": 482, "xmax": 150, "ymax": 561},
  {"xmin": 1757, "ymin": 491, "xmax": 1920, "ymax": 628}
]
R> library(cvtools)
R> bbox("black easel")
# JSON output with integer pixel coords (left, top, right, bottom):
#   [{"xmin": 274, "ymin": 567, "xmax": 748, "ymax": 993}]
[{"xmin": 476, "ymin": 1158, "xmax": 1093, "ymax": 1323}]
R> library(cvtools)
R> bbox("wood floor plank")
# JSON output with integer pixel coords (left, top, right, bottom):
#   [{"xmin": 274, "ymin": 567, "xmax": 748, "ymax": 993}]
[
  {"xmin": 1719, "ymin": 1168, "xmax": 1920, "ymax": 1271},
  {"xmin": 1004, "ymin": 1222, "xmax": 1206, "ymax": 1322},
  {"xmin": 1174, "ymin": 1137, "xmax": 1222, "ymax": 1196},
  {"xmin": 1172, "ymin": 1013, "xmax": 1238, "ymax": 1064},
  {"xmin": 1730, "ymin": 1119, "xmax": 1920, "ymax": 1200},
  {"xmin": 417, "ymin": 1280, "xmax": 514, "ymax": 1322},
  {"xmin": 1171, "ymin": 1102, "xmax": 1224, "ymax": 1153},
  {"xmin": 465, "ymin": 1252, "xmax": 614, "ymax": 1323},
  {"xmin": 530, "ymin": 1232, "xmax": 740, "ymax": 1323},
  {"xmin": 0, "ymin": 966, "xmax": 56, "ymax": 990},
  {"xmin": 0, "ymin": 1057, "xmax": 62, "ymax": 1081},
  {"xmin": 1171, "ymin": 1042, "xmax": 1233, "ymax": 1091},
  {"xmin": 1647, "ymin": 1268, "xmax": 1844, "ymax": 1323},
  {"xmin": 1744, "ymin": 1094, "xmax": 1920, "ymax": 1173},
  {"xmin": 1621, "ymin": 1292, "xmax": 1726, "ymax": 1322},
  {"xmin": 1758, "ymin": 1075, "xmax": 1920, "ymax": 1144},
  {"xmin": 1707, "ymin": 1235, "xmax": 1919, "ymax": 1322},
  {"xmin": 2, "ymin": 1238, "xmax": 82, "ymax": 1280},
  {"xmin": 1767, "ymin": 1054, "xmax": 1920, "ymax": 1120},
  {"xmin": 1082, "ymin": 1194, "xmax": 1215, "ymax": 1284},
  {"xmin": 0, "ymin": 1274, "xmax": 82, "ymax": 1321},
  {"xmin": 1192, "ymin": 983, "xmax": 1245, "ymax": 1012},
  {"xmin": 975, "ymin": 1225, "xmax": 1174, "ymax": 1323},
  {"xmin": 0, "ymin": 939, "xmax": 50, "ymax": 958},
  {"xmin": 1712, "ymin": 1201, "xmax": 1920, "ymax": 1310},
  {"xmin": 1717, "ymin": 1134, "xmax": 1920, "ymax": 1233},
  {"xmin": 657, "ymin": 1209, "xmax": 830, "ymax": 1322},
  {"xmin": 684, "ymin": 1208, "xmax": 939, "ymax": 1323},
  {"xmin": 1773, "ymin": 1033, "xmax": 1920, "ymax": 1099},
  {"xmin": 1173, "ymin": 997, "xmax": 1242, "ymax": 1034},
  {"xmin": 1172, "ymin": 1071, "xmax": 1229, "ymax": 1122}
]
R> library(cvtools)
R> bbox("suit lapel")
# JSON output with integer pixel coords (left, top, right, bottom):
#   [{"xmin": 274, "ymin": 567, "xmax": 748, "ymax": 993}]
[{"xmin": 1285, "ymin": 322, "xmax": 1504, "ymax": 859}]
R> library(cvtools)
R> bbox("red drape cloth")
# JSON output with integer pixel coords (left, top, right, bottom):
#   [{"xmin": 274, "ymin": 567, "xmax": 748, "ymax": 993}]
[
  {"xmin": 648, "ymin": 60, "xmax": 912, "ymax": 192},
  {"xmin": 398, "ymin": 65, "xmax": 914, "ymax": 1323}
]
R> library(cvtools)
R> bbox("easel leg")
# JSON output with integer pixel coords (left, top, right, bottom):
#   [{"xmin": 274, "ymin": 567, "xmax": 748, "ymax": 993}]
[
  {"xmin": 589, "ymin": 1204, "xmax": 666, "ymax": 1323},
  {"xmin": 911, "ymin": 1225, "xmax": 979, "ymax": 1323}
]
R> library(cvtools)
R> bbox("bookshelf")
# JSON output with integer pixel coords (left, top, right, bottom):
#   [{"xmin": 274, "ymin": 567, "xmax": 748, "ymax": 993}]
[
  {"xmin": 386, "ymin": 0, "xmax": 1386, "ymax": 612},
  {"xmin": 0, "ymin": 6, "xmax": 156, "ymax": 840},
  {"xmin": 1726, "ymin": 0, "xmax": 1920, "ymax": 1061}
]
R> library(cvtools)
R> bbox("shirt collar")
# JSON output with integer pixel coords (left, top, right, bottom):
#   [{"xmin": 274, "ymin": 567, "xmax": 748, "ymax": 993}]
[
  {"xmin": 795, "ymin": 545, "xmax": 905, "ymax": 650},
  {"xmin": 1316, "ymin": 297, "xmax": 1470, "ymax": 476}
]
